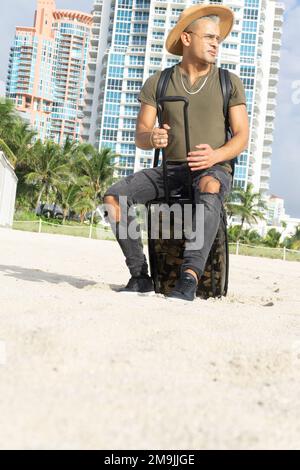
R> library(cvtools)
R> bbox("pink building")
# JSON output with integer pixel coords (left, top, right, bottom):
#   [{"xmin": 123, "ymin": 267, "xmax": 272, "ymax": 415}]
[{"xmin": 6, "ymin": 0, "xmax": 92, "ymax": 144}]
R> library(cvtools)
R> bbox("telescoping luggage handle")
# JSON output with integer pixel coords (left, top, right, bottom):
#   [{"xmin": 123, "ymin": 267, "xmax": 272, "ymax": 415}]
[{"xmin": 155, "ymin": 96, "xmax": 193, "ymax": 204}]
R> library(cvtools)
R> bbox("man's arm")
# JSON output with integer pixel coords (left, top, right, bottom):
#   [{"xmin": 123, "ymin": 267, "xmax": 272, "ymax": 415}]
[
  {"xmin": 187, "ymin": 104, "xmax": 249, "ymax": 171},
  {"xmin": 214, "ymin": 103, "xmax": 249, "ymax": 163},
  {"xmin": 135, "ymin": 103, "xmax": 171, "ymax": 150}
]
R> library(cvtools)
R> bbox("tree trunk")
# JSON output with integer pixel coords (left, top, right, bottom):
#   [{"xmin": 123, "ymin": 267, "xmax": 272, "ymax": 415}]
[
  {"xmin": 236, "ymin": 217, "xmax": 245, "ymax": 242},
  {"xmin": 36, "ymin": 184, "xmax": 46, "ymax": 211},
  {"xmin": 63, "ymin": 208, "xmax": 68, "ymax": 224}
]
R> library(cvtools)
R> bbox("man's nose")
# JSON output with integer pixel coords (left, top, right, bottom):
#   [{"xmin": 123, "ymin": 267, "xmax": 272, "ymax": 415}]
[{"xmin": 211, "ymin": 39, "xmax": 219, "ymax": 47}]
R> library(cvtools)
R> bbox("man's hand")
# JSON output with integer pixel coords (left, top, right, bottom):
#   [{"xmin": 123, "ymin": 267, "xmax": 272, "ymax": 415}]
[
  {"xmin": 187, "ymin": 144, "xmax": 218, "ymax": 171},
  {"xmin": 150, "ymin": 124, "xmax": 171, "ymax": 149}
]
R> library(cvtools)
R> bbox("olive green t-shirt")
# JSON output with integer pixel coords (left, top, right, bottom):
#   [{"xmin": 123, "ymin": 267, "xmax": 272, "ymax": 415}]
[{"xmin": 138, "ymin": 63, "xmax": 246, "ymax": 173}]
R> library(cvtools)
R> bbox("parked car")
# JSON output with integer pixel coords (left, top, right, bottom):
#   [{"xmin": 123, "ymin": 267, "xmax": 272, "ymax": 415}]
[{"xmin": 36, "ymin": 203, "xmax": 63, "ymax": 220}]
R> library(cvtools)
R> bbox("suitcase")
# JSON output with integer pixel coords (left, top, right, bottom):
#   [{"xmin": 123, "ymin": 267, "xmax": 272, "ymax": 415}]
[{"xmin": 146, "ymin": 96, "xmax": 229, "ymax": 299}]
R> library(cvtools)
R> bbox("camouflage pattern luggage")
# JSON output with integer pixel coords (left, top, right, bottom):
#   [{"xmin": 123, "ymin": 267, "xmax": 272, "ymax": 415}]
[
  {"xmin": 147, "ymin": 96, "xmax": 229, "ymax": 299},
  {"xmin": 147, "ymin": 201, "xmax": 229, "ymax": 299}
]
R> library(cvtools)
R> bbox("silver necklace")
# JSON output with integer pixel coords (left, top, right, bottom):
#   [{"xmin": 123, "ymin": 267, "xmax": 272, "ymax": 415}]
[{"xmin": 180, "ymin": 71, "xmax": 209, "ymax": 95}]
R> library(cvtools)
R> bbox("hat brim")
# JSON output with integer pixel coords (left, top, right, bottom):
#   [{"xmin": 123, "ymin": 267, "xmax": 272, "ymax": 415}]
[{"xmin": 166, "ymin": 5, "xmax": 234, "ymax": 56}]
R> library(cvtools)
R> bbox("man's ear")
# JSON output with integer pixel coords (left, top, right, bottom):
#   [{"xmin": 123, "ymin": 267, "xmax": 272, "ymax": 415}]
[{"xmin": 181, "ymin": 31, "xmax": 191, "ymax": 47}]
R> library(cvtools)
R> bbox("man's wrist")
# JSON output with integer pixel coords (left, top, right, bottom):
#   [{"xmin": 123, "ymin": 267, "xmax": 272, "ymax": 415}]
[
  {"xmin": 213, "ymin": 148, "xmax": 225, "ymax": 164},
  {"xmin": 136, "ymin": 131, "xmax": 154, "ymax": 150},
  {"xmin": 149, "ymin": 130, "xmax": 155, "ymax": 148}
]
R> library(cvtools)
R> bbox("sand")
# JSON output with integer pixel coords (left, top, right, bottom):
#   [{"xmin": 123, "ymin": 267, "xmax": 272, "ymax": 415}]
[{"xmin": 0, "ymin": 227, "xmax": 300, "ymax": 450}]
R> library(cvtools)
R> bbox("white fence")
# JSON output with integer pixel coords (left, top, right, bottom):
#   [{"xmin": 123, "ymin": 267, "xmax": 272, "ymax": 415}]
[
  {"xmin": 13, "ymin": 219, "xmax": 116, "ymax": 240},
  {"xmin": 0, "ymin": 152, "xmax": 18, "ymax": 227},
  {"xmin": 229, "ymin": 241, "xmax": 300, "ymax": 261},
  {"xmin": 12, "ymin": 219, "xmax": 300, "ymax": 262}
]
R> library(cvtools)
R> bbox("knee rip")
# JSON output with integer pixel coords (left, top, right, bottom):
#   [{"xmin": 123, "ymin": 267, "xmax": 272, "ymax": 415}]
[
  {"xmin": 103, "ymin": 195, "xmax": 121, "ymax": 222},
  {"xmin": 104, "ymin": 194, "xmax": 117, "ymax": 204},
  {"xmin": 198, "ymin": 177, "xmax": 221, "ymax": 194}
]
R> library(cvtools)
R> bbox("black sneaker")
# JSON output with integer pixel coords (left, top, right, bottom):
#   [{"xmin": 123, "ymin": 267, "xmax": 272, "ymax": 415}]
[
  {"xmin": 120, "ymin": 274, "xmax": 154, "ymax": 293},
  {"xmin": 167, "ymin": 272, "xmax": 198, "ymax": 301}
]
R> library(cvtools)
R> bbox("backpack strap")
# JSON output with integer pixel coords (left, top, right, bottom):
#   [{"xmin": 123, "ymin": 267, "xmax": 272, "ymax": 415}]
[
  {"xmin": 219, "ymin": 68, "xmax": 231, "ymax": 136},
  {"xmin": 153, "ymin": 66, "xmax": 175, "ymax": 167},
  {"xmin": 155, "ymin": 66, "xmax": 175, "ymax": 104},
  {"xmin": 219, "ymin": 67, "xmax": 237, "ymax": 177}
]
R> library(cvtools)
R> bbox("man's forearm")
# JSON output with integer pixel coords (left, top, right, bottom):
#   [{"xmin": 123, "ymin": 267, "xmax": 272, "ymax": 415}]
[
  {"xmin": 135, "ymin": 130, "xmax": 153, "ymax": 150},
  {"xmin": 214, "ymin": 132, "xmax": 249, "ymax": 163}
]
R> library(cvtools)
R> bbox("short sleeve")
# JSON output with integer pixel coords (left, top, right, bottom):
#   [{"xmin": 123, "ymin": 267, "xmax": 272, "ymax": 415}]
[
  {"xmin": 138, "ymin": 71, "xmax": 161, "ymax": 108},
  {"xmin": 228, "ymin": 72, "xmax": 247, "ymax": 107}
]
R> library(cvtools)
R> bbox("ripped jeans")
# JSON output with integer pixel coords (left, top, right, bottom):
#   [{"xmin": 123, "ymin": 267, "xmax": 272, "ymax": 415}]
[{"xmin": 104, "ymin": 163, "xmax": 232, "ymax": 280}]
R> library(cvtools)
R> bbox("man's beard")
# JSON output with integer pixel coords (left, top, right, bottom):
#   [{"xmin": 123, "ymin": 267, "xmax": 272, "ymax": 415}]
[{"xmin": 196, "ymin": 56, "xmax": 215, "ymax": 66}]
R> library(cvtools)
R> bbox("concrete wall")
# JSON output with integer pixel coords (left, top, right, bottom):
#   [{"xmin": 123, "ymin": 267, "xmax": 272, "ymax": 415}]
[{"xmin": 0, "ymin": 152, "xmax": 18, "ymax": 227}]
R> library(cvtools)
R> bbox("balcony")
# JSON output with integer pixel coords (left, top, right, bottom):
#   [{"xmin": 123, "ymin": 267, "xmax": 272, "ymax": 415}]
[
  {"xmin": 260, "ymin": 182, "xmax": 270, "ymax": 191},
  {"xmin": 260, "ymin": 169, "xmax": 271, "ymax": 179},
  {"xmin": 84, "ymin": 93, "xmax": 93, "ymax": 102},
  {"xmin": 275, "ymin": 14, "xmax": 283, "ymax": 26},
  {"xmin": 87, "ymin": 70, "xmax": 96, "ymax": 80},
  {"xmin": 266, "ymin": 110, "xmax": 276, "ymax": 119},
  {"xmin": 270, "ymin": 62, "xmax": 280, "ymax": 73},
  {"xmin": 86, "ymin": 83, "xmax": 94, "ymax": 93},
  {"xmin": 263, "ymin": 145, "xmax": 272, "ymax": 154},
  {"xmin": 275, "ymin": 2, "xmax": 285, "ymax": 10},
  {"xmin": 271, "ymin": 50, "xmax": 281, "ymax": 60},
  {"xmin": 262, "ymin": 158, "xmax": 271, "ymax": 167},
  {"xmin": 269, "ymin": 74, "xmax": 279, "ymax": 84},
  {"xmin": 264, "ymin": 134, "xmax": 273, "ymax": 144},
  {"xmin": 251, "ymin": 113, "xmax": 259, "ymax": 126},
  {"xmin": 268, "ymin": 86, "xmax": 278, "ymax": 97},
  {"xmin": 90, "ymin": 36, "xmax": 99, "ymax": 43},
  {"xmin": 248, "ymin": 165, "xmax": 255, "ymax": 176},
  {"xmin": 251, "ymin": 126, "xmax": 258, "ymax": 139},
  {"xmin": 272, "ymin": 38, "xmax": 282, "ymax": 50},
  {"xmin": 89, "ymin": 46, "xmax": 98, "ymax": 57},
  {"xmin": 267, "ymin": 98, "xmax": 277, "ymax": 109}
]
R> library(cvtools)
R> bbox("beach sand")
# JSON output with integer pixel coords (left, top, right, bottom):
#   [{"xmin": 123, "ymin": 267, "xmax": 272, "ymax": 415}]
[{"xmin": 0, "ymin": 227, "xmax": 300, "ymax": 450}]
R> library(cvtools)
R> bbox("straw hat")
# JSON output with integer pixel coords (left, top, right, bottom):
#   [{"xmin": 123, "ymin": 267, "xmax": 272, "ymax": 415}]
[{"xmin": 166, "ymin": 4, "xmax": 234, "ymax": 56}]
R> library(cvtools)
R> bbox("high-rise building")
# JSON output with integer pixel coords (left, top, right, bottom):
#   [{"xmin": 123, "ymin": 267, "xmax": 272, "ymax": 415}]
[
  {"xmin": 82, "ymin": 0, "xmax": 284, "ymax": 195},
  {"xmin": 6, "ymin": 0, "xmax": 92, "ymax": 144}
]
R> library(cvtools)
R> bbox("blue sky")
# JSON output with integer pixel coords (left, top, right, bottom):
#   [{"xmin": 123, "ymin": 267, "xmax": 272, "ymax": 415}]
[{"xmin": 0, "ymin": 0, "xmax": 299, "ymax": 217}]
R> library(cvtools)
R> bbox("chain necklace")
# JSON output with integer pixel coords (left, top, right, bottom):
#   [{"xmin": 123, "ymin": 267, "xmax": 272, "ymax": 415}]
[{"xmin": 180, "ymin": 69, "xmax": 210, "ymax": 95}]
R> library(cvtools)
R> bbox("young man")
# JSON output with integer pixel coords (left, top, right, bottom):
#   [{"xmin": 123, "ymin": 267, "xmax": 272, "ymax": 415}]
[{"xmin": 104, "ymin": 4, "xmax": 249, "ymax": 301}]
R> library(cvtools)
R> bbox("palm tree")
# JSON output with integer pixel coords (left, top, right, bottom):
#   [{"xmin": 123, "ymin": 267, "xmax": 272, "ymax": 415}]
[
  {"xmin": 10, "ymin": 121, "xmax": 36, "ymax": 164},
  {"xmin": 0, "ymin": 100, "xmax": 20, "ymax": 167},
  {"xmin": 285, "ymin": 225, "xmax": 300, "ymax": 250},
  {"xmin": 240, "ymin": 228, "xmax": 263, "ymax": 245},
  {"xmin": 226, "ymin": 183, "xmax": 267, "ymax": 241},
  {"xmin": 0, "ymin": 99, "xmax": 36, "ymax": 168},
  {"xmin": 25, "ymin": 140, "xmax": 70, "ymax": 208},
  {"xmin": 56, "ymin": 181, "xmax": 81, "ymax": 223},
  {"xmin": 227, "ymin": 225, "xmax": 240, "ymax": 243},
  {"xmin": 72, "ymin": 146, "xmax": 117, "ymax": 223},
  {"xmin": 0, "ymin": 138, "xmax": 17, "ymax": 167},
  {"xmin": 56, "ymin": 175, "xmax": 93, "ymax": 223},
  {"xmin": 72, "ymin": 183, "xmax": 95, "ymax": 224},
  {"xmin": 263, "ymin": 228, "xmax": 282, "ymax": 248},
  {"xmin": 0, "ymin": 100, "xmax": 17, "ymax": 136}
]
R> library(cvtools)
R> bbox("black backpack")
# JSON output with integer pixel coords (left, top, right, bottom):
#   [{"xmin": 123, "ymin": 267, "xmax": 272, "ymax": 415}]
[{"xmin": 154, "ymin": 65, "xmax": 236, "ymax": 177}]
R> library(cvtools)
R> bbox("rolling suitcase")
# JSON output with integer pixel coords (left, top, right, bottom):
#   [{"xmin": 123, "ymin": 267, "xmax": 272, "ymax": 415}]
[{"xmin": 146, "ymin": 95, "xmax": 229, "ymax": 299}]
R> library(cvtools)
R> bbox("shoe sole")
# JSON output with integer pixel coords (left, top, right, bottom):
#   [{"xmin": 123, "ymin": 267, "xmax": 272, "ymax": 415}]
[
  {"xmin": 119, "ymin": 290, "xmax": 156, "ymax": 296},
  {"xmin": 165, "ymin": 295, "xmax": 195, "ymax": 302}
]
